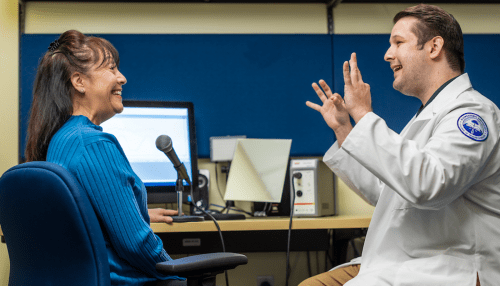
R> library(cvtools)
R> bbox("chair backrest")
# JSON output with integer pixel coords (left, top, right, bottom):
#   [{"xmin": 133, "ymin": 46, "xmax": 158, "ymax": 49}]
[{"xmin": 0, "ymin": 161, "xmax": 110, "ymax": 286}]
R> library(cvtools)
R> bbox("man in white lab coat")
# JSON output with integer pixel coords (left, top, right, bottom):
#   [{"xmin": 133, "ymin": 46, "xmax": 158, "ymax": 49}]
[{"xmin": 300, "ymin": 4, "xmax": 500, "ymax": 286}]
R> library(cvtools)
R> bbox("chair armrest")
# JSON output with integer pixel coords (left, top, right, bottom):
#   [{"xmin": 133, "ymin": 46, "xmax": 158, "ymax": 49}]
[{"xmin": 156, "ymin": 253, "xmax": 248, "ymax": 277}]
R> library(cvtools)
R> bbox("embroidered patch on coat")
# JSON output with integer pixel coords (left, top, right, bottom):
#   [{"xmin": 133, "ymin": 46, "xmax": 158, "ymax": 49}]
[{"xmin": 457, "ymin": 113, "xmax": 488, "ymax": 141}]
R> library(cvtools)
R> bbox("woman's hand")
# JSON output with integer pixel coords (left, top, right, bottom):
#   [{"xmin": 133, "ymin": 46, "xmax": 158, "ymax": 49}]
[{"xmin": 148, "ymin": 208, "xmax": 179, "ymax": 224}]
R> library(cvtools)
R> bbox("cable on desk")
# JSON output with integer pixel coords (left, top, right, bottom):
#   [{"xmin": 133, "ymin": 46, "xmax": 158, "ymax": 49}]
[
  {"xmin": 214, "ymin": 162, "xmax": 225, "ymax": 203},
  {"xmin": 214, "ymin": 162, "xmax": 236, "ymax": 215},
  {"xmin": 209, "ymin": 203, "xmax": 253, "ymax": 217}
]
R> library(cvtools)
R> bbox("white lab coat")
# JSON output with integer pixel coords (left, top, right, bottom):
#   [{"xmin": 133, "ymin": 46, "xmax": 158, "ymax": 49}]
[{"xmin": 323, "ymin": 74, "xmax": 500, "ymax": 286}]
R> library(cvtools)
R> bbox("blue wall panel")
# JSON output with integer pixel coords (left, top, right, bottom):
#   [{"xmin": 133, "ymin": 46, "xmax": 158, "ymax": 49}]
[
  {"xmin": 20, "ymin": 34, "xmax": 500, "ymax": 160},
  {"xmin": 20, "ymin": 34, "xmax": 334, "ymax": 159},
  {"xmin": 462, "ymin": 35, "xmax": 500, "ymax": 105}
]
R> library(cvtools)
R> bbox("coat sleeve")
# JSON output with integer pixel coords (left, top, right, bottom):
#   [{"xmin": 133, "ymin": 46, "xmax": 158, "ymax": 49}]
[
  {"xmin": 75, "ymin": 139, "xmax": 174, "ymax": 279},
  {"xmin": 341, "ymin": 103, "xmax": 499, "ymax": 210},
  {"xmin": 323, "ymin": 141, "xmax": 382, "ymax": 206}
]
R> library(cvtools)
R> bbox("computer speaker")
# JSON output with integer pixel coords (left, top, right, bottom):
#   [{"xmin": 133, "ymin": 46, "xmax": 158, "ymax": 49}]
[{"xmin": 191, "ymin": 170, "xmax": 210, "ymax": 215}]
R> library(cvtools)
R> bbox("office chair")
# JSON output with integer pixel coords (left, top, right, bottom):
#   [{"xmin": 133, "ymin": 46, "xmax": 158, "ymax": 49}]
[{"xmin": 0, "ymin": 161, "xmax": 247, "ymax": 286}]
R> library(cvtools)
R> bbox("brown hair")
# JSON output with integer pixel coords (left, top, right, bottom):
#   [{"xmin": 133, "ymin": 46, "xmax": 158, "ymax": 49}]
[
  {"xmin": 394, "ymin": 4, "xmax": 465, "ymax": 73},
  {"xmin": 25, "ymin": 30, "xmax": 120, "ymax": 162}
]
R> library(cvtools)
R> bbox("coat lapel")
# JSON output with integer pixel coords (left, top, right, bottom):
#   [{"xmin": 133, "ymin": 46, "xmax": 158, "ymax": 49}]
[{"xmin": 398, "ymin": 74, "xmax": 473, "ymax": 140}]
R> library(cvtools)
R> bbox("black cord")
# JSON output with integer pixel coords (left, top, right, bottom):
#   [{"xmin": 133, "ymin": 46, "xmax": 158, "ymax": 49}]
[
  {"xmin": 191, "ymin": 203, "xmax": 226, "ymax": 252},
  {"xmin": 306, "ymin": 251, "xmax": 312, "ymax": 277},
  {"xmin": 209, "ymin": 204, "xmax": 253, "ymax": 216},
  {"xmin": 286, "ymin": 174, "xmax": 298, "ymax": 286},
  {"xmin": 326, "ymin": 229, "xmax": 335, "ymax": 266},
  {"xmin": 350, "ymin": 239, "xmax": 361, "ymax": 258},
  {"xmin": 206, "ymin": 204, "xmax": 223, "ymax": 214},
  {"xmin": 214, "ymin": 162, "xmax": 225, "ymax": 202},
  {"xmin": 189, "ymin": 190, "xmax": 230, "ymax": 286},
  {"xmin": 316, "ymin": 250, "xmax": 320, "ymax": 276},
  {"xmin": 324, "ymin": 248, "xmax": 328, "ymax": 272},
  {"xmin": 228, "ymin": 207, "xmax": 253, "ymax": 216},
  {"xmin": 325, "ymin": 250, "xmax": 334, "ymax": 266},
  {"xmin": 209, "ymin": 204, "xmax": 226, "ymax": 210}
]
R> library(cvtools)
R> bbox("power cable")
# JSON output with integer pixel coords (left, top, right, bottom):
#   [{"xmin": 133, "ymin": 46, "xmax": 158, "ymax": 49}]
[
  {"xmin": 286, "ymin": 172, "xmax": 300, "ymax": 286},
  {"xmin": 189, "ymin": 185, "xmax": 230, "ymax": 286}
]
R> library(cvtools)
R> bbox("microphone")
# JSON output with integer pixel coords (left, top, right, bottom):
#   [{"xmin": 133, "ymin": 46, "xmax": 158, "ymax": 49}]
[
  {"xmin": 155, "ymin": 135, "xmax": 204, "ymax": 223},
  {"xmin": 155, "ymin": 135, "xmax": 191, "ymax": 186}
]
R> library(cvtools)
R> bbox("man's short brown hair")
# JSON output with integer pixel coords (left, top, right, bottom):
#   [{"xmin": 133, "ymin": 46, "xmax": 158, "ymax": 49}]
[{"xmin": 394, "ymin": 4, "xmax": 465, "ymax": 73}]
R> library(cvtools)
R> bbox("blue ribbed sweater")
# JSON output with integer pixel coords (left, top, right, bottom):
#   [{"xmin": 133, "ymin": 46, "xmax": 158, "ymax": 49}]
[{"xmin": 47, "ymin": 116, "xmax": 182, "ymax": 285}]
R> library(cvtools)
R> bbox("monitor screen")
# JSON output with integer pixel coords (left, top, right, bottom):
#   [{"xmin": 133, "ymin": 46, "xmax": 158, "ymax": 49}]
[{"xmin": 100, "ymin": 101, "xmax": 199, "ymax": 203}]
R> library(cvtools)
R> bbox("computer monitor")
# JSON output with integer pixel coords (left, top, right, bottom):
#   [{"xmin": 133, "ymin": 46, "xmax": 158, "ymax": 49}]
[
  {"xmin": 100, "ymin": 101, "xmax": 199, "ymax": 204},
  {"xmin": 224, "ymin": 139, "xmax": 292, "ymax": 203}
]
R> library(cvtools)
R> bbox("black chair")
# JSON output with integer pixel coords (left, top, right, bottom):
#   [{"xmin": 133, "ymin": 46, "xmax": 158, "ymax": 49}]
[{"xmin": 0, "ymin": 161, "xmax": 247, "ymax": 286}]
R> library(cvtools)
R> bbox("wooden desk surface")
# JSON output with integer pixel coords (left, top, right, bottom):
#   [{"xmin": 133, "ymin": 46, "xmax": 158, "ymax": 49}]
[
  {"xmin": 0, "ymin": 215, "xmax": 371, "ymax": 236},
  {"xmin": 151, "ymin": 215, "xmax": 371, "ymax": 233}
]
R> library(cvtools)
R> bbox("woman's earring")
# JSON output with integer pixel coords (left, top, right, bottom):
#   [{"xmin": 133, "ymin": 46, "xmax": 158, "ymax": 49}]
[{"xmin": 80, "ymin": 89, "xmax": 85, "ymax": 94}]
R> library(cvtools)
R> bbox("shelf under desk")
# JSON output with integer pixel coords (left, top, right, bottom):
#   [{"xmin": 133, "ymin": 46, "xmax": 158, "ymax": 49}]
[
  {"xmin": 151, "ymin": 215, "xmax": 371, "ymax": 233},
  {"xmin": 154, "ymin": 215, "xmax": 371, "ymax": 254}
]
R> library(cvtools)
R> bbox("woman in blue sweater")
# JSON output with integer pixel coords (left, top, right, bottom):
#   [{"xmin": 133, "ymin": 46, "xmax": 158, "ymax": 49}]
[{"xmin": 25, "ymin": 30, "xmax": 185, "ymax": 286}]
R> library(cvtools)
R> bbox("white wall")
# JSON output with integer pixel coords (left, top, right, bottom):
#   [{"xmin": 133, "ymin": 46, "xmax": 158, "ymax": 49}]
[
  {"xmin": 0, "ymin": 0, "xmax": 18, "ymax": 284},
  {"xmin": 24, "ymin": 2, "xmax": 327, "ymax": 34},
  {"xmin": 334, "ymin": 3, "xmax": 500, "ymax": 34}
]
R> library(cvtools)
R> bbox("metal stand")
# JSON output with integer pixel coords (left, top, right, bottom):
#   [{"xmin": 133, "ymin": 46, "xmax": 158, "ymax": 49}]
[
  {"xmin": 171, "ymin": 172, "xmax": 204, "ymax": 223},
  {"xmin": 176, "ymin": 177, "xmax": 184, "ymax": 217}
]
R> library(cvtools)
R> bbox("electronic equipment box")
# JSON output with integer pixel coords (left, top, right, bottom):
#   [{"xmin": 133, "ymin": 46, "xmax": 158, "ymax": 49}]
[{"xmin": 290, "ymin": 159, "xmax": 335, "ymax": 217}]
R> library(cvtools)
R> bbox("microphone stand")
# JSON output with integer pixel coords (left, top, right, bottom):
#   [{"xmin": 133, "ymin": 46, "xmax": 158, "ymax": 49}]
[
  {"xmin": 175, "ymin": 176, "xmax": 184, "ymax": 218},
  {"xmin": 171, "ymin": 164, "xmax": 204, "ymax": 223}
]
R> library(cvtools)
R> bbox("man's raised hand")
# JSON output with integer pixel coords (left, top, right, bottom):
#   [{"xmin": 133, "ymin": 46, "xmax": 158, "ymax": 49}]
[
  {"xmin": 306, "ymin": 80, "xmax": 353, "ymax": 146},
  {"xmin": 343, "ymin": 53, "xmax": 372, "ymax": 123}
]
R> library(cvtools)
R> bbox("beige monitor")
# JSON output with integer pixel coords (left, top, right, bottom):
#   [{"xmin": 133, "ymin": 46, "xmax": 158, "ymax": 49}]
[{"xmin": 224, "ymin": 139, "xmax": 292, "ymax": 203}]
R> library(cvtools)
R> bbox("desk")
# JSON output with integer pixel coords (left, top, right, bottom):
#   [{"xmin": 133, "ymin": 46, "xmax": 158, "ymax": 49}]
[
  {"xmin": 0, "ymin": 215, "xmax": 370, "ymax": 238},
  {"xmin": 151, "ymin": 215, "xmax": 371, "ymax": 233}
]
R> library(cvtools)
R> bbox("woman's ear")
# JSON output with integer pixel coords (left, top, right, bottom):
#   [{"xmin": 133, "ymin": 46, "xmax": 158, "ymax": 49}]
[{"xmin": 71, "ymin": 72, "xmax": 85, "ymax": 94}]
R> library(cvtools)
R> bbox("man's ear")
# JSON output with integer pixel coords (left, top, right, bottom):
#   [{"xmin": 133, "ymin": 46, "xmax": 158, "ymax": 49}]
[
  {"xmin": 428, "ymin": 36, "xmax": 445, "ymax": 60},
  {"xmin": 71, "ymin": 72, "xmax": 85, "ymax": 94}
]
